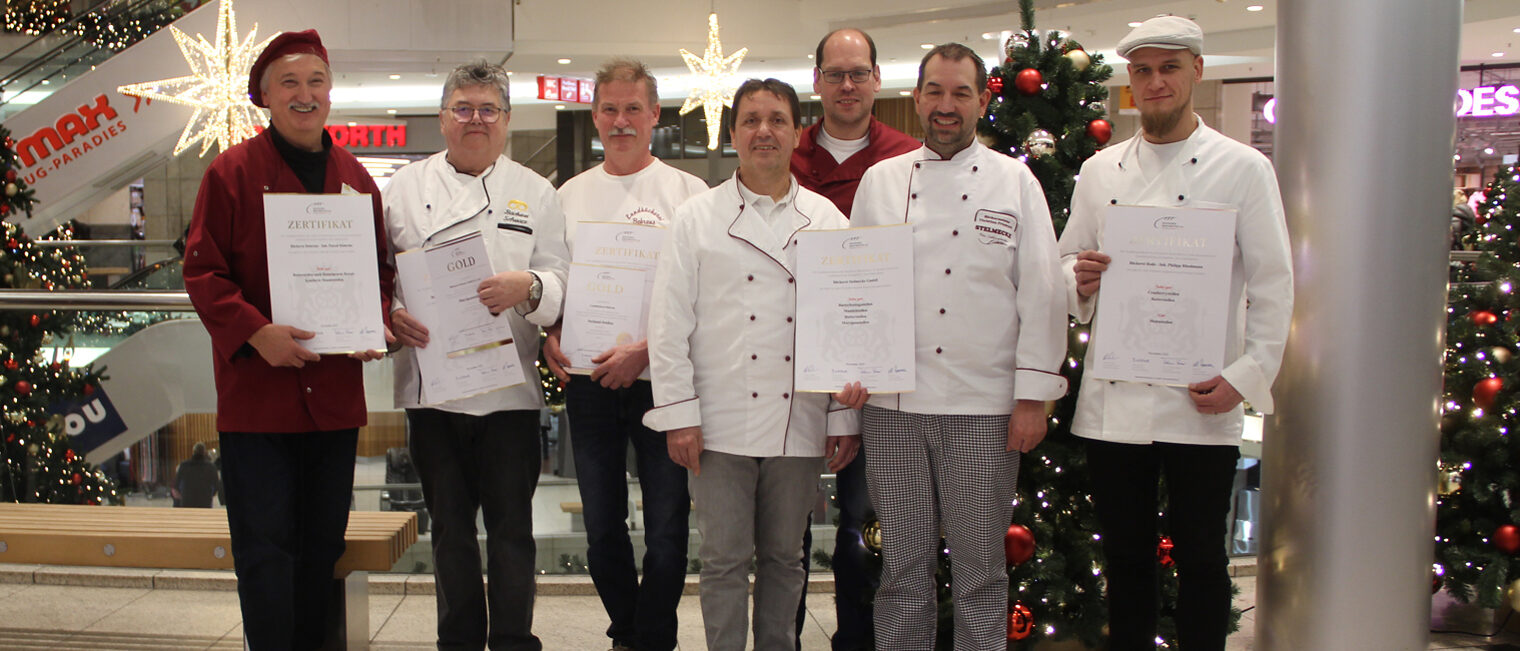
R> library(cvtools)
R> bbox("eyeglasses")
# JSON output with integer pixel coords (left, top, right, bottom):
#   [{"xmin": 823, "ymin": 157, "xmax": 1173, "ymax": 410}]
[
  {"xmin": 818, "ymin": 69, "xmax": 873, "ymax": 85},
  {"xmin": 445, "ymin": 106, "xmax": 504, "ymax": 123}
]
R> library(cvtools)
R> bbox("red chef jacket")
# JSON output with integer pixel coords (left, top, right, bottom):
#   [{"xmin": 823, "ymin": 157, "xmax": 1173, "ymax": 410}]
[
  {"xmin": 790, "ymin": 117, "xmax": 920, "ymax": 217},
  {"xmin": 184, "ymin": 129, "xmax": 394, "ymax": 433}
]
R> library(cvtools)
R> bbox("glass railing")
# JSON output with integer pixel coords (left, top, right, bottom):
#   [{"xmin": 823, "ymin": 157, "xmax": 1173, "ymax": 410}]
[{"xmin": 0, "ymin": 0, "xmax": 202, "ymax": 114}]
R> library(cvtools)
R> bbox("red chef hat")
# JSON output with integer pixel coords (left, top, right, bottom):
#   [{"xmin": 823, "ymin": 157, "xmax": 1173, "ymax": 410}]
[{"xmin": 247, "ymin": 29, "xmax": 329, "ymax": 108}]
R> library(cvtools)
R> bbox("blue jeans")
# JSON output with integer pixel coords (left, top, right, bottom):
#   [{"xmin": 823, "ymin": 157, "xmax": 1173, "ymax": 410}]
[
  {"xmin": 797, "ymin": 451, "xmax": 875, "ymax": 651},
  {"xmin": 567, "ymin": 379, "xmax": 690, "ymax": 651}
]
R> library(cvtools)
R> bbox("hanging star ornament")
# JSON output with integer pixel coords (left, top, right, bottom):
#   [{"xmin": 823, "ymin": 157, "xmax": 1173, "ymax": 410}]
[
  {"xmin": 117, "ymin": 0, "xmax": 278, "ymax": 157},
  {"xmin": 679, "ymin": 13, "xmax": 746, "ymax": 151}
]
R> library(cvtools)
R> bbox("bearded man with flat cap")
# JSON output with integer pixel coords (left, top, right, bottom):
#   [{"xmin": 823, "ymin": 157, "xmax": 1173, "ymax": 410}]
[
  {"xmin": 183, "ymin": 29, "xmax": 394, "ymax": 650},
  {"xmin": 1060, "ymin": 15, "xmax": 1292, "ymax": 650}
]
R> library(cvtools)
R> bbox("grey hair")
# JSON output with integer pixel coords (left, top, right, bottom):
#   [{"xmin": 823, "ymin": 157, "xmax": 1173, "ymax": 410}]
[
  {"xmin": 593, "ymin": 58, "xmax": 659, "ymax": 109},
  {"xmin": 441, "ymin": 60, "xmax": 512, "ymax": 111},
  {"xmin": 258, "ymin": 53, "xmax": 331, "ymax": 97}
]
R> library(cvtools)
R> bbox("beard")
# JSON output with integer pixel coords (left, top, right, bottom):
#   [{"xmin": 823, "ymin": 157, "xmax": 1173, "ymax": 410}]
[{"xmin": 1140, "ymin": 101, "xmax": 1189, "ymax": 139}]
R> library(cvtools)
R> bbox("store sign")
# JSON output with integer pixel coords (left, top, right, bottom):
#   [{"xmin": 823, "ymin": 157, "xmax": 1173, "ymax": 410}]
[
  {"xmin": 1263, "ymin": 84, "xmax": 1520, "ymax": 124},
  {"xmin": 47, "ymin": 384, "xmax": 127, "ymax": 456},
  {"xmin": 537, "ymin": 75, "xmax": 593, "ymax": 103},
  {"xmin": 253, "ymin": 123, "xmax": 407, "ymax": 149}
]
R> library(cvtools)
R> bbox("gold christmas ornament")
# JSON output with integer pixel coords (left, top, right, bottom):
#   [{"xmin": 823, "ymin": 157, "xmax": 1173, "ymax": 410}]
[
  {"xmin": 1439, "ymin": 470, "xmax": 1461, "ymax": 496},
  {"xmin": 862, "ymin": 520, "xmax": 883, "ymax": 552},
  {"xmin": 1493, "ymin": 347, "xmax": 1513, "ymax": 364}
]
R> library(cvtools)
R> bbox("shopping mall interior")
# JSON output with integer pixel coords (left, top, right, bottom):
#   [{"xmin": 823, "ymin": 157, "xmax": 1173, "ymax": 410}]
[{"xmin": 0, "ymin": 0, "xmax": 1519, "ymax": 648}]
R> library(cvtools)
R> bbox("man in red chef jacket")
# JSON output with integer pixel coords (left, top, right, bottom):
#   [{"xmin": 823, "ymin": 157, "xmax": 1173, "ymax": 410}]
[{"xmin": 182, "ymin": 29, "xmax": 393, "ymax": 650}]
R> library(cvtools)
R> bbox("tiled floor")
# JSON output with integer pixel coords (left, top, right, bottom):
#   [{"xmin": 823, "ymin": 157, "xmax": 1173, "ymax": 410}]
[{"xmin": 2, "ymin": 568, "xmax": 1519, "ymax": 649}]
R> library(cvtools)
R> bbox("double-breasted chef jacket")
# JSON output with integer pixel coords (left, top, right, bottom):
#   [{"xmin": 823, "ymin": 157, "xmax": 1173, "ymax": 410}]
[
  {"xmin": 1059, "ymin": 117, "xmax": 1293, "ymax": 446},
  {"xmin": 184, "ymin": 129, "xmax": 394, "ymax": 433},
  {"xmin": 642, "ymin": 174, "xmax": 859, "ymax": 457},
  {"xmin": 851, "ymin": 142, "xmax": 1069, "ymax": 414},
  {"xmin": 383, "ymin": 152, "xmax": 570, "ymax": 414}
]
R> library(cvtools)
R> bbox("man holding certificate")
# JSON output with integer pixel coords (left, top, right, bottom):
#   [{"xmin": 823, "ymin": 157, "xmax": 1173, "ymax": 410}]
[
  {"xmin": 382, "ymin": 61, "xmax": 569, "ymax": 650},
  {"xmin": 546, "ymin": 58, "xmax": 707, "ymax": 651},
  {"xmin": 182, "ymin": 30, "xmax": 393, "ymax": 650},
  {"xmin": 643, "ymin": 78, "xmax": 866, "ymax": 651},
  {"xmin": 1059, "ymin": 16, "xmax": 1293, "ymax": 651},
  {"xmin": 850, "ymin": 44, "xmax": 1068, "ymax": 648}
]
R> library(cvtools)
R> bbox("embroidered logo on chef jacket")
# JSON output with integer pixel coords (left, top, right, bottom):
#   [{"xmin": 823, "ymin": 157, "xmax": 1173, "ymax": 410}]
[
  {"xmin": 624, "ymin": 207, "xmax": 666, "ymax": 227},
  {"xmin": 498, "ymin": 199, "xmax": 533, "ymax": 234},
  {"xmin": 973, "ymin": 209, "xmax": 1018, "ymax": 246}
]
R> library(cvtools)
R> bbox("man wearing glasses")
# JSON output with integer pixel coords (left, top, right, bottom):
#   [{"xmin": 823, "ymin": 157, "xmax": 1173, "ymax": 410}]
[
  {"xmin": 789, "ymin": 27, "xmax": 918, "ymax": 651},
  {"xmin": 382, "ymin": 60, "xmax": 569, "ymax": 650}
]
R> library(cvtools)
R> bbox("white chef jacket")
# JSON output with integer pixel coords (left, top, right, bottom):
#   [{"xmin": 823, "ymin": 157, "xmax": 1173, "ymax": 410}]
[
  {"xmin": 1060, "ymin": 117, "xmax": 1293, "ymax": 446},
  {"xmin": 383, "ymin": 152, "xmax": 570, "ymax": 414},
  {"xmin": 642, "ymin": 173, "xmax": 860, "ymax": 457},
  {"xmin": 851, "ymin": 142, "xmax": 1069, "ymax": 415},
  {"xmin": 557, "ymin": 159, "xmax": 710, "ymax": 250}
]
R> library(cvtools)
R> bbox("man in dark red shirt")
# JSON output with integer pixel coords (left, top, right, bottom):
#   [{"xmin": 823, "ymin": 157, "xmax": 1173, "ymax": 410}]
[{"xmin": 789, "ymin": 27, "xmax": 919, "ymax": 651}]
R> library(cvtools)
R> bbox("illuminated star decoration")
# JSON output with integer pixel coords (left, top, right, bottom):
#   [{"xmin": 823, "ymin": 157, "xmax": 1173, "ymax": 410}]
[
  {"xmin": 679, "ymin": 13, "xmax": 746, "ymax": 151},
  {"xmin": 117, "ymin": 0, "xmax": 278, "ymax": 157}
]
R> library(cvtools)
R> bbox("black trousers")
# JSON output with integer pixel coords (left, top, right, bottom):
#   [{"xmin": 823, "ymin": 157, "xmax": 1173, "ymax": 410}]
[
  {"xmin": 219, "ymin": 429, "xmax": 357, "ymax": 651},
  {"xmin": 1085, "ymin": 439, "xmax": 1239, "ymax": 651},
  {"xmin": 408, "ymin": 408, "xmax": 543, "ymax": 651}
]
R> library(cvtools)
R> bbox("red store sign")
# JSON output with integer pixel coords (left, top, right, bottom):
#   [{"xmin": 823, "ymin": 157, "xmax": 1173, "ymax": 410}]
[{"xmin": 538, "ymin": 75, "xmax": 593, "ymax": 103}]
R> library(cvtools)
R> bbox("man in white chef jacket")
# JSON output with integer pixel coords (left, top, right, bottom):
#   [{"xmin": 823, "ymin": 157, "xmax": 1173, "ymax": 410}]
[
  {"xmin": 643, "ymin": 78, "xmax": 866, "ymax": 651},
  {"xmin": 382, "ymin": 60, "xmax": 569, "ymax": 650},
  {"xmin": 850, "ymin": 43, "xmax": 1068, "ymax": 649},
  {"xmin": 544, "ymin": 58, "xmax": 708, "ymax": 651},
  {"xmin": 1059, "ymin": 16, "xmax": 1292, "ymax": 651}
]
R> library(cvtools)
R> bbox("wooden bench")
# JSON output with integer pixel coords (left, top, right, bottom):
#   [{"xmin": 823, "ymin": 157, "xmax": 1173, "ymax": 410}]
[{"xmin": 0, "ymin": 503, "xmax": 417, "ymax": 650}]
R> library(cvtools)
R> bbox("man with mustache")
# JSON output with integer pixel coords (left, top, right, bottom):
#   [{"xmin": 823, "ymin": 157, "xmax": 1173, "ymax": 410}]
[
  {"xmin": 789, "ymin": 29, "xmax": 919, "ymax": 650},
  {"xmin": 850, "ymin": 43, "xmax": 1068, "ymax": 648},
  {"xmin": 183, "ymin": 29, "xmax": 393, "ymax": 650},
  {"xmin": 643, "ymin": 78, "xmax": 866, "ymax": 650},
  {"xmin": 382, "ymin": 60, "xmax": 570, "ymax": 650},
  {"xmin": 1059, "ymin": 16, "xmax": 1292, "ymax": 651},
  {"xmin": 545, "ymin": 58, "xmax": 707, "ymax": 651}
]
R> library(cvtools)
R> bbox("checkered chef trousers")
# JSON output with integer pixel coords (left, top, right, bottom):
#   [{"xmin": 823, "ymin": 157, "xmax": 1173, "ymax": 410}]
[{"xmin": 862, "ymin": 404, "xmax": 1019, "ymax": 651}]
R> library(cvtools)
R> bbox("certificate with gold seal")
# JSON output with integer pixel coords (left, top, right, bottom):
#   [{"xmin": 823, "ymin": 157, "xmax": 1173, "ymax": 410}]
[
  {"xmin": 560, "ymin": 263, "xmax": 647, "ymax": 372},
  {"xmin": 794, "ymin": 224, "xmax": 916, "ymax": 393}
]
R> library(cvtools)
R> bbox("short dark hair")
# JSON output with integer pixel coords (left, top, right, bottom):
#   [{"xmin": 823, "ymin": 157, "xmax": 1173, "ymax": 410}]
[
  {"xmin": 814, "ymin": 28, "xmax": 877, "ymax": 69},
  {"xmin": 728, "ymin": 78, "xmax": 801, "ymax": 132},
  {"xmin": 916, "ymin": 43, "xmax": 987, "ymax": 92}
]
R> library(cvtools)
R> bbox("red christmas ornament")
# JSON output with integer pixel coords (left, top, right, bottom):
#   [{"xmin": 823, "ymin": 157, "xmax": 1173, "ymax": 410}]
[
  {"xmin": 15, "ymin": 380, "xmax": 31, "ymax": 395},
  {"xmin": 1087, "ymin": 118, "xmax": 1113, "ymax": 146},
  {"xmin": 4, "ymin": 137, "xmax": 13, "ymax": 148},
  {"xmin": 1157, "ymin": 536, "xmax": 1176, "ymax": 567},
  {"xmin": 82, "ymin": 383, "xmax": 95, "ymax": 396},
  {"xmin": 4, "ymin": 169, "xmax": 14, "ymax": 182},
  {"xmin": 71, "ymin": 473, "xmax": 81, "ymax": 485},
  {"xmin": 1014, "ymin": 68, "xmax": 1043, "ymax": 95},
  {"xmin": 28, "ymin": 313, "xmax": 39, "ymax": 327},
  {"xmin": 0, "ymin": 204, "xmax": 10, "ymax": 216},
  {"xmin": 5, "ymin": 238, "xmax": 14, "ymax": 249},
  {"xmin": 3, "ymin": 358, "xmax": 15, "ymax": 370},
  {"xmin": 1475, "ymin": 377, "xmax": 1504, "ymax": 410},
  {"xmin": 1495, "ymin": 524, "xmax": 1520, "ymax": 554},
  {"xmin": 1472, "ymin": 310, "xmax": 1500, "ymax": 327},
  {"xmin": 988, "ymin": 75, "xmax": 1004, "ymax": 94},
  {"xmin": 1008, "ymin": 603, "xmax": 1034, "ymax": 640},
  {"xmin": 1005, "ymin": 523, "xmax": 1035, "ymax": 566},
  {"xmin": 65, "ymin": 449, "xmax": 74, "ymax": 462}
]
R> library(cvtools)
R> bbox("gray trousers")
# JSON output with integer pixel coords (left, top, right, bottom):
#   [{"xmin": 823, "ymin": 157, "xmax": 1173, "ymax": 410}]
[
  {"xmin": 863, "ymin": 405, "xmax": 1018, "ymax": 651},
  {"xmin": 688, "ymin": 450, "xmax": 822, "ymax": 651}
]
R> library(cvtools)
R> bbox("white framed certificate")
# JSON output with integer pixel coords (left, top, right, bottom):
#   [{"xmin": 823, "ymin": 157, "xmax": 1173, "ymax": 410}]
[
  {"xmin": 395, "ymin": 246, "xmax": 523, "ymax": 406},
  {"xmin": 561, "ymin": 222, "xmax": 666, "ymax": 377},
  {"xmin": 263, "ymin": 193, "xmax": 385, "ymax": 354},
  {"xmin": 1089, "ymin": 204, "xmax": 1238, "ymax": 386},
  {"xmin": 794, "ymin": 224, "xmax": 916, "ymax": 393}
]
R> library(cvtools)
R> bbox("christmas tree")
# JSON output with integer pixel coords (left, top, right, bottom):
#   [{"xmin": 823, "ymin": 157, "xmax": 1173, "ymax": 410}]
[
  {"xmin": 1437, "ymin": 164, "xmax": 1520, "ymax": 608},
  {"xmin": 0, "ymin": 122, "xmax": 120, "ymax": 506}
]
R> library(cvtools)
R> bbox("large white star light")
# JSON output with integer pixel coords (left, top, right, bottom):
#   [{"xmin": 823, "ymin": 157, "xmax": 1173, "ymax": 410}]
[
  {"xmin": 117, "ymin": 0, "xmax": 277, "ymax": 156},
  {"xmin": 679, "ymin": 13, "xmax": 746, "ymax": 151}
]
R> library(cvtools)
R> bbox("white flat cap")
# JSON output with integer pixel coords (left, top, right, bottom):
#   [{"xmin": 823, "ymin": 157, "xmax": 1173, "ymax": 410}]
[{"xmin": 1116, "ymin": 15, "xmax": 1203, "ymax": 59}]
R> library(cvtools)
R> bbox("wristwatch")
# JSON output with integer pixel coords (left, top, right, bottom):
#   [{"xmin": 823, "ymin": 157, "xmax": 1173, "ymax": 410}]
[{"xmin": 515, "ymin": 271, "xmax": 543, "ymax": 314}]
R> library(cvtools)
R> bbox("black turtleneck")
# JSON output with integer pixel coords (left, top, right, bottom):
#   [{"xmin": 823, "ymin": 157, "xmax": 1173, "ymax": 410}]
[{"xmin": 268, "ymin": 126, "xmax": 332, "ymax": 194}]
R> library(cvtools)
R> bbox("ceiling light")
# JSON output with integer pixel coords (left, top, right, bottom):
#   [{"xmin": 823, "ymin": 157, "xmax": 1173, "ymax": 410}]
[
  {"xmin": 1514, "ymin": 27, "xmax": 1520, "ymax": 33},
  {"xmin": 555, "ymin": 104, "xmax": 566, "ymax": 110},
  {"xmin": 899, "ymin": 90, "xmax": 912, "ymax": 96},
  {"xmin": 920, "ymin": 43, "xmax": 934, "ymax": 50},
  {"xmin": 806, "ymin": 54, "xmax": 814, "ymax": 59},
  {"xmin": 810, "ymin": 94, "xmax": 821, "ymax": 100},
  {"xmin": 347, "ymin": 121, "xmax": 357, "ymax": 127},
  {"xmin": 557, "ymin": 58, "xmax": 572, "ymax": 64},
  {"xmin": 1246, "ymin": 5, "xmax": 1263, "ymax": 11},
  {"xmin": 982, "ymin": 32, "xmax": 994, "ymax": 40},
  {"xmin": 388, "ymin": 74, "xmax": 401, "ymax": 80},
  {"xmin": 506, "ymin": 71, "xmax": 514, "ymax": 76},
  {"xmin": 1495, "ymin": 52, "xmax": 1507, "ymax": 58},
  {"xmin": 386, "ymin": 109, "xmax": 397, "ymax": 115},
  {"xmin": 1486, "ymin": 147, "xmax": 1496, "ymax": 155},
  {"xmin": 1128, "ymin": 21, "xmax": 1143, "ymax": 27}
]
